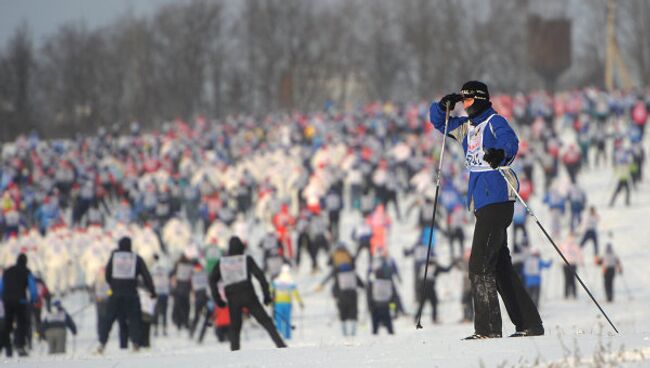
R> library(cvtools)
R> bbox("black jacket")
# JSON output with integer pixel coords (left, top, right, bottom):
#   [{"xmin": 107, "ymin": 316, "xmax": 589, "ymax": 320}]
[
  {"xmin": 209, "ymin": 237, "xmax": 271, "ymax": 304},
  {"xmin": 105, "ymin": 244, "xmax": 155, "ymax": 297},
  {"xmin": 42, "ymin": 307, "xmax": 77, "ymax": 335},
  {"xmin": 1, "ymin": 254, "xmax": 38, "ymax": 304}
]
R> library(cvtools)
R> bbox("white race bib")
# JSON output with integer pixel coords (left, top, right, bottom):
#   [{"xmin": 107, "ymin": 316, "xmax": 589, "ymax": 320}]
[
  {"xmin": 220, "ymin": 255, "xmax": 248, "ymax": 286},
  {"xmin": 419, "ymin": 264, "xmax": 436, "ymax": 281},
  {"xmin": 153, "ymin": 272, "xmax": 170, "ymax": 294},
  {"xmin": 465, "ymin": 114, "xmax": 497, "ymax": 172},
  {"xmin": 112, "ymin": 252, "xmax": 137, "ymax": 280},
  {"xmin": 192, "ymin": 272, "xmax": 209, "ymax": 291},
  {"xmin": 337, "ymin": 271, "xmax": 357, "ymax": 291},
  {"xmin": 47, "ymin": 310, "xmax": 67, "ymax": 323},
  {"xmin": 371, "ymin": 279, "xmax": 393, "ymax": 303},
  {"xmin": 176, "ymin": 263, "xmax": 192, "ymax": 282}
]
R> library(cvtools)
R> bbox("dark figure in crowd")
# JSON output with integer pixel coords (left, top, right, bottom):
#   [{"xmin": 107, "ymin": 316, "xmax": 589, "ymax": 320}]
[
  {"xmin": 413, "ymin": 255, "xmax": 453, "ymax": 325},
  {"xmin": 597, "ymin": 241, "xmax": 623, "ymax": 303},
  {"xmin": 209, "ymin": 236, "xmax": 286, "ymax": 351},
  {"xmin": 0, "ymin": 298, "xmax": 12, "ymax": 357},
  {"xmin": 171, "ymin": 254, "xmax": 193, "ymax": 331},
  {"xmin": 190, "ymin": 264, "xmax": 210, "ymax": 337},
  {"xmin": 579, "ymin": 206, "xmax": 600, "ymax": 257},
  {"xmin": 0, "ymin": 253, "xmax": 38, "ymax": 356},
  {"xmin": 41, "ymin": 300, "xmax": 77, "ymax": 354},
  {"xmin": 367, "ymin": 264, "xmax": 397, "ymax": 335},
  {"xmin": 317, "ymin": 244, "xmax": 365, "ymax": 337},
  {"xmin": 151, "ymin": 255, "xmax": 170, "ymax": 336},
  {"xmin": 431, "ymin": 81, "xmax": 544, "ymax": 339},
  {"xmin": 97, "ymin": 237, "xmax": 156, "ymax": 354}
]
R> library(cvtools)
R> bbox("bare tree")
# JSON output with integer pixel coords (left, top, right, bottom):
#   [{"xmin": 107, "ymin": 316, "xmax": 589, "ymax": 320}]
[{"xmin": 0, "ymin": 24, "xmax": 37, "ymax": 140}]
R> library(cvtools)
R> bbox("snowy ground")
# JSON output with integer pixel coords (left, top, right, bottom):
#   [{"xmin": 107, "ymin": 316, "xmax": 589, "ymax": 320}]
[{"xmin": 5, "ymin": 134, "xmax": 650, "ymax": 367}]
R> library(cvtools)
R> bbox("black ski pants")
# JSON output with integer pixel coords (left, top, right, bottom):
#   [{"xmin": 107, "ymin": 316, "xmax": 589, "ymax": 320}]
[
  {"xmin": 4, "ymin": 302, "xmax": 29, "ymax": 349},
  {"xmin": 172, "ymin": 293, "xmax": 190, "ymax": 330},
  {"xmin": 415, "ymin": 280, "xmax": 439, "ymax": 323},
  {"xmin": 604, "ymin": 267, "xmax": 616, "ymax": 302},
  {"xmin": 469, "ymin": 202, "xmax": 542, "ymax": 336},
  {"xmin": 191, "ymin": 291, "xmax": 208, "ymax": 334},
  {"xmin": 99, "ymin": 294, "xmax": 142, "ymax": 346},
  {"xmin": 226, "ymin": 291, "xmax": 286, "ymax": 351},
  {"xmin": 563, "ymin": 265, "xmax": 577, "ymax": 299},
  {"xmin": 370, "ymin": 306, "xmax": 393, "ymax": 335}
]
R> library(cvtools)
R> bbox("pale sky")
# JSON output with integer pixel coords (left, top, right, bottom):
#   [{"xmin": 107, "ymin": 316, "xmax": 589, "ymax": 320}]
[{"xmin": 0, "ymin": 0, "xmax": 176, "ymax": 46}]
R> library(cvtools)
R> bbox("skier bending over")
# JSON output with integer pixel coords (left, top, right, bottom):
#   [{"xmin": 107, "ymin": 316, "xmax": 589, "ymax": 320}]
[{"xmin": 209, "ymin": 236, "xmax": 286, "ymax": 351}]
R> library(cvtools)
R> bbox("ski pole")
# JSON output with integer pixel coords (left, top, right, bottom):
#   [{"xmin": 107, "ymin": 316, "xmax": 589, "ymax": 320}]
[
  {"xmin": 497, "ymin": 167, "xmax": 619, "ymax": 334},
  {"xmin": 416, "ymin": 102, "xmax": 451, "ymax": 330}
]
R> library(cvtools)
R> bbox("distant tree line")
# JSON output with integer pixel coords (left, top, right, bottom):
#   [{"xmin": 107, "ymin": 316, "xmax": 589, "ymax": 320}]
[{"xmin": 0, "ymin": 0, "xmax": 648, "ymax": 140}]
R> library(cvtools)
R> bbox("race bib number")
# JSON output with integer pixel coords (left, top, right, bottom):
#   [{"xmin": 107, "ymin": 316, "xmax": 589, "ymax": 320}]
[
  {"xmin": 48, "ymin": 311, "xmax": 67, "ymax": 323},
  {"xmin": 419, "ymin": 264, "xmax": 436, "ymax": 281},
  {"xmin": 337, "ymin": 271, "xmax": 357, "ymax": 291},
  {"xmin": 465, "ymin": 116, "xmax": 496, "ymax": 172},
  {"xmin": 153, "ymin": 272, "xmax": 170, "ymax": 294},
  {"xmin": 176, "ymin": 263, "xmax": 192, "ymax": 282},
  {"xmin": 192, "ymin": 272, "xmax": 209, "ymax": 291},
  {"xmin": 372, "ymin": 279, "xmax": 393, "ymax": 303},
  {"xmin": 220, "ymin": 255, "xmax": 248, "ymax": 286},
  {"xmin": 112, "ymin": 252, "xmax": 137, "ymax": 280}
]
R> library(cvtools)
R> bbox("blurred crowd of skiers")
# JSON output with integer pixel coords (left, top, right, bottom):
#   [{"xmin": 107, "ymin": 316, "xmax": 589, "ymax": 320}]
[{"xmin": 0, "ymin": 87, "xmax": 646, "ymax": 355}]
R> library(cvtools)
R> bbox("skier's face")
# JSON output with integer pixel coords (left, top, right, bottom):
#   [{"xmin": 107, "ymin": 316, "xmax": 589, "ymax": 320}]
[{"xmin": 463, "ymin": 98, "xmax": 474, "ymax": 110}]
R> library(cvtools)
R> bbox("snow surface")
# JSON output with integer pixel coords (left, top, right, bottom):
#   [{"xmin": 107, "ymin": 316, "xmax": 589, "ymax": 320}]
[{"xmin": 5, "ymin": 135, "xmax": 650, "ymax": 367}]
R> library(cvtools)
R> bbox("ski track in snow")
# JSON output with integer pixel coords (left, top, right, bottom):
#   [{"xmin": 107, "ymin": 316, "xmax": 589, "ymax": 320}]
[{"xmin": 5, "ymin": 135, "xmax": 650, "ymax": 367}]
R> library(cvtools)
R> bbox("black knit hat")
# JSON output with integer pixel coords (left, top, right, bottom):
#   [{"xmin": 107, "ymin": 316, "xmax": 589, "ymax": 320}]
[
  {"xmin": 461, "ymin": 81, "xmax": 490, "ymax": 101},
  {"xmin": 461, "ymin": 80, "xmax": 492, "ymax": 118},
  {"xmin": 118, "ymin": 237, "xmax": 132, "ymax": 251}
]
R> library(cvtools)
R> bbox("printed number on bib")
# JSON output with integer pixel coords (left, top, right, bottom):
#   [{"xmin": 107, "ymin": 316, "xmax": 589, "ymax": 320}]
[
  {"xmin": 220, "ymin": 255, "xmax": 248, "ymax": 286},
  {"xmin": 192, "ymin": 272, "xmax": 209, "ymax": 291},
  {"xmin": 372, "ymin": 279, "xmax": 393, "ymax": 303},
  {"xmin": 337, "ymin": 271, "xmax": 357, "ymax": 291},
  {"xmin": 176, "ymin": 264, "xmax": 192, "ymax": 282},
  {"xmin": 112, "ymin": 252, "xmax": 137, "ymax": 279}
]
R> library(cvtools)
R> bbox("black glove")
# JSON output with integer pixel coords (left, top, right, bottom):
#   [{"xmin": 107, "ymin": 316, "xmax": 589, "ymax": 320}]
[
  {"xmin": 263, "ymin": 294, "xmax": 272, "ymax": 306},
  {"xmin": 438, "ymin": 93, "xmax": 463, "ymax": 111},
  {"xmin": 150, "ymin": 291, "xmax": 157, "ymax": 299},
  {"xmin": 483, "ymin": 148, "xmax": 505, "ymax": 169}
]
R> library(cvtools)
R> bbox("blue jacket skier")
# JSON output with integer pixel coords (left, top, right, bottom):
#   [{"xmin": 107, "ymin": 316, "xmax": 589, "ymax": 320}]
[{"xmin": 430, "ymin": 81, "xmax": 543, "ymax": 339}]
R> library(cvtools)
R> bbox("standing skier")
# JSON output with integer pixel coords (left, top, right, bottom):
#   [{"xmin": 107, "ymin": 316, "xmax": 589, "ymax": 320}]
[
  {"xmin": 596, "ymin": 236, "xmax": 623, "ymax": 302},
  {"xmin": 317, "ymin": 244, "xmax": 365, "ymax": 337},
  {"xmin": 171, "ymin": 253, "xmax": 193, "ymax": 332},
  {"xmin": 522, "ymin": 250, "xmax": 552, "ymax": 308},
  {"xmin": 190, "ymin": 263, "xmax": 210, "ymax": 337},
  {"xmin": 97, "ymin": 237, "xmax": 156, "ymax": 353},
  {"xmin": 41, "ymin": 300, "xmax": 77, "ymax": 355},
  {"xmin": 0, "ymin": 254, "xmax": 38, "ymax": 356},
  {"xmin": 271, "ymin": 265, "xmax": 304, "ymax": 340},
  {"xmin": 560, "ymin": 233, "xmax": 583, "ymax": 299},
  {"xmin": 209, "ymin": 236, "xmax": 286, "ymax": 351},
  {"xmin": 429, "ymin": 81, "xmax": 544, "ymax": 339}
]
